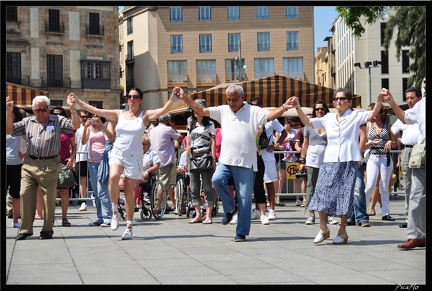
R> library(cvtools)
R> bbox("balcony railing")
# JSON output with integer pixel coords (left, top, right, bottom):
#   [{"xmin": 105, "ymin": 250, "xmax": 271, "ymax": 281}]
[
  {"xmin": 43, "ymin": 77, "xmax": 70, "ymax": 88},
  {"xmin": 86, "ymin": 24, "xmax": 104, "ymax": 36},
  {"xmin": 6, "ymin": 75, "xmax": 30, "ymax": 86}
]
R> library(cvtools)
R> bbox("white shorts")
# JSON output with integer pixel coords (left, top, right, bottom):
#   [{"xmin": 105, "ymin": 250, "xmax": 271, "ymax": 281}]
[
  {"xmin": 263, "ymin": 160, "xmax": 278, "ymax": 183},
  {"xmin": 109, "ymin": 149, "xmax": 143, "ymax": 180}
]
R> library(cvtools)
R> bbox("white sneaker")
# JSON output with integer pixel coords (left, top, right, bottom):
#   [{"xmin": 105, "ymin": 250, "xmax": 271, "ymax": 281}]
[
  {"xmin": 229, "ymin": 214, "xmax": 238, "ymax": 225},
  {"xmin": 111, "ymin": 212, "xmax": 120, "ymax": 230},
  {"xmin": 305, "ymin": 215, "xmax": 315, "ymax": 225},
  {"xmin": 295, "ymin": 199, "xmax": 302, "ymax": 206},
  {"xmin": 328, "ymin": 216, "xmax": 338, "ymax": 225},
  {"xmin": 121, "ymin": 227, "xmax": 133, "ymax": 240},
  {"xmin": 251, "ymin": 209, "xmax": 260, "ymax": 220},
  {"xmin": 92, "ymin": 194, "xmax": 96, "ymax": 207},
  {"xmin": 260, "ymin": 215, "xmax": 269, "ymax": 225},
  {"xmin": 268, "ymin": 209, "xmax": 276, "ymax": 220},
  {"xmin": 79, "ymin": 202, "xmax": 87, "ymax": 211},
  {"xmin": 12, "ymin": 222, "xmax": 21, "ymax": 228}
]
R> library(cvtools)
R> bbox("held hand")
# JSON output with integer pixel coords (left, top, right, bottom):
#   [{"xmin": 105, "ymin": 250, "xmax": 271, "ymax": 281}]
[
  {"xmin": 173, "ymin": 86, "xmax": 184, "ymax": 99},
  {"xmin": 286, "ymin": 96, "xmax": 299, "ymax": 108},
  {"xmin": 6, "ymin": 96, "xmax": 14, "ymax": 113},
  {"xmin": 67, "ymin": 93, "xmax": 81, "ymax": 106}
]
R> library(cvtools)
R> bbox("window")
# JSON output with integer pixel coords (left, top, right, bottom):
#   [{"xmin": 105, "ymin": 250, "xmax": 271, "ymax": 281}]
[
  {"xmin": 256, "ymin": 6, "xmax": 269, "ymax": 19},
  {"xmin": 81, "ymin": 61, "xmax": 111, "ymax": 89},
  {"xmin": 225, "ymin": 58, "xmax": 244, "ymax": 81},
  {"xmin": 199, "ymin": 6, "xmax": 211, "ymax": 21},
  {"xmin": 402, "ymin": 50, "xmax": 410, "ymax": 73},
  {"xmin": 6, "ymin": 52, "xmax": 21, "ymax": 84},
  {"xmin": 283, "ymin": 57, "xmax": 303, "ymax": 80},
  {"xmin": 88, "ymin": 13, "xmax": 101, "ymax": 35},
  {"xmin": 228, "ymin": 33, "xmax": 240, "ymax": 52},
  {"xmin": 50, "ymin": 100, "xmax": 63, "ymax": 107},
  {"xmin": 127, "ymin": 18, "xmax": 133, "ymax": 34},
  {"xmin": 286, "ymin": 6, "xmax": 298, "ymax": 18},
  {"xmin": 199, "ymin": 34, "xmax": 212, "ymax": 53},
  {"xmin": 171, "ymin": 35, "xmax": 183, "ymax": 54},
  {"xmin": 257, "ymin": 32, "xmax": 270, "ymax": 51},
  {"xmin": 380, "ymin": 22, "xmax": 386, "ymax": 46},
  {"xmin": 197, "ymin": 60, "xmax": 216, "ymax": 82},
  {"xmin": 170, "ymin": 6, "xmax": 183, "ymax": 22},
  {"xmin": 48, "ymin": 9, "xmax": 61, "ymax": 32},
  {"xmin": 168, "ymin": 61, "xmax": 187, "ymax": 83},
  {"xmin": 126, "ymin": 41, "xmax": 134, "ymax": 62},
  {"xmin": 47, "ymin": 54, "xmax": 63, "ymax": 87},
  {"xmin": 382, "ymin": 78, "xmax": 389, "ymax": 91},
  {"xmin": 6, "ymin": 6, "xmax": 17, "ymax": 21},
  {"xmin": 380, "ymin": 50, "xmax": 389, "ymax": 74},
  {"xmin": 228, "ymin": 6, "xmax": 240, "ymax": 20},
  {"xmin": 402, "ymin": 78, "xmax": 408, "ymax": 101},
  {"xmin": 254, "ymin": 58, "xmax": 274, "ymax": 79},
  {"xmin": 286, "ymin": 32, "xmax": 299, "ymax": 50},
  {"xmin": 89, "ymin": 101, "xmax": 103, "ymax": 108}
]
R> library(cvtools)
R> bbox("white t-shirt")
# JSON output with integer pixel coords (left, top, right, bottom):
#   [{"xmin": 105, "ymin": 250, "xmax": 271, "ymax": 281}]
[
  {"xmin": 261, "ymin": 119, "xmax": 284, "ymax": 162},
  {"xmin": 209, "ymin": 102, "xmax": 268, "ymax": 171}
]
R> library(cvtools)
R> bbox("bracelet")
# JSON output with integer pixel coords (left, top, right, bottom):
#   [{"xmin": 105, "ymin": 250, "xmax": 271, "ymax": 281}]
[
  {"xmin": 295, "ymin": 105, "xmax": 300, "ymax": 109},
  {"xmin": 282, "ymin": 104, "xmax": 288, "ymax": 112},
  {"xmin": 298, "ymin": 158, "xmax": 305, "ymax": 164},
  {"xmin": 70, "ymin": 110, "xmax": 77, "ymax": 113}
]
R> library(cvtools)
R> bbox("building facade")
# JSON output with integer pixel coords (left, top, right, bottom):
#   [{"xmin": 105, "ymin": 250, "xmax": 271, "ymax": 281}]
[
  {"xmin": 333, "ymin": 8, "xmax": 412, "ymax": 109},
  {"xmin": 119, "ymin": 5, "xmax": 314, "ymax": 111},
  {"xmin": 5, "ymin": 6, "xmax": 121, "ymax": 109}
]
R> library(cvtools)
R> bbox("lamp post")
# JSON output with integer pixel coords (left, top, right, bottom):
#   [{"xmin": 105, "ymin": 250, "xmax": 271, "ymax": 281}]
[
  {"xmin": 234, "ymin": 40, "xmax": 246, "ymax": 82},
  {"xmin": 354, "ymin": 60, "xmax": 381, "ymax": 106}
]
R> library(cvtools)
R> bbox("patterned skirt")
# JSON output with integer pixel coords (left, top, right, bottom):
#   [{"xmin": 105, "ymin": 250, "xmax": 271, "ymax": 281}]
[{"xmin": 308, "ymin": 161, "xmax": 357, "ymax": 217}]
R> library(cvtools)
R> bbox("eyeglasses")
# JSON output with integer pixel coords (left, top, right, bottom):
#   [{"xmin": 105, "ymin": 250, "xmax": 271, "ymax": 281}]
[
  {"xmin": 333, "ymin": 97, "xmax": 349, "ymax": 102},
  {"xmin": 315, "ymin": 108, "xmax": 325, "ymax": 111},
  {"xmin": 127, "ymin": 94, "xmax": 140, "ymax": 100},
  {"xmin": 52, "ymin": 113, "xmax": 61, "ymax": 115},
  {"xmin": 80, "ymin": 116, "xmax": 88, "ymax": 119},
  {"xmin": 33, "ymin": 107, "xmax": 49, "ymax": 113}
]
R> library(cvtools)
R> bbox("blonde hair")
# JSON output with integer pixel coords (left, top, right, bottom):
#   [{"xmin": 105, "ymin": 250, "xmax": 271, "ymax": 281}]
[{"xmin": 142, "ymin": 135, "xmax": 151, "ymax": 146}]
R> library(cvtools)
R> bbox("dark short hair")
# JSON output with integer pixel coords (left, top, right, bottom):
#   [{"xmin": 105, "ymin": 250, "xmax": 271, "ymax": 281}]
[
  {"xmin": 405, "ymin": 87, "xmax": 421, "ymax": 98},
  {"xmin": 312, "ymin": 100, "xmax": 330, "ymax": 118},
  {"xmin": 250, "ymin": 97, "xmax": 263, "ymax": 107},
  {"xmin": 334, "ymin": 87, "xmax": 352, "ymax": 100},
  {"xmin": 52, "ymin": 106, "xmax": 66, "ymax": 116},
  {"xmin": 12, "ymin": 106, "xmax": 23, "ymax": 122}
]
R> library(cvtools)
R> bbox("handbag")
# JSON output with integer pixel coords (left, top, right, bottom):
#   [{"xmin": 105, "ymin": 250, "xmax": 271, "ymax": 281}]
[
  {"xmin": 57, "ymin": 163, "xmax": 76, "ymax": 188},
  {"xmin": 409, "ymin": 144, "xmax": 426, "ymax": 168},
  {"xmin": 363, "ymin": 148, "xmax": 371, "ymax": 163},
  {"xmin": 189, "ymin": 153, "xmax": 213, "ymax": 173},
  {"xmin": 259, "ymin": 130, "xmax": 270, "ymax": 149}
]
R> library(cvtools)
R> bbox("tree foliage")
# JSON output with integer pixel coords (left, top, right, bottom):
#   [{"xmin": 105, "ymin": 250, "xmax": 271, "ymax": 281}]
[{"xmin": 336, "ymin": 6, "xmax": 426, "ymax": 88}]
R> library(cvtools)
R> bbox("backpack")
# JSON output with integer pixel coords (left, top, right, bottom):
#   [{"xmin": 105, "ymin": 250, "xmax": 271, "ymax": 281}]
[{"xmin": 259, "ymin": 130, "xmax": 270, "ymax": 149}]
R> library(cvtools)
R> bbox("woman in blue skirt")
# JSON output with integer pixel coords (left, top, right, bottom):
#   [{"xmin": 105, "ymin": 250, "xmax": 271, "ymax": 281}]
[{"xmin": 287, "ymin": 88, "xmax": 383, "ymax": 245}]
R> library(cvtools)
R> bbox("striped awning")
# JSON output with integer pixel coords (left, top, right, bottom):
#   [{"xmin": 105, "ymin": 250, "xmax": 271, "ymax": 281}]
[
  {"xmin": 6, "ymin": 82, "xmax": 47, "ymax": 106},
  {"xmin": 169, "ymin": 75, "xmax": 361, "ymax": 115}
]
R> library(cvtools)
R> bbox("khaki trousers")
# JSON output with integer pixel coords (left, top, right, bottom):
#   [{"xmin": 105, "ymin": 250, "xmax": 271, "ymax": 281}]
[{"xmin": 19, "ymin": 156, "xmax": 60, "ymax": 237}]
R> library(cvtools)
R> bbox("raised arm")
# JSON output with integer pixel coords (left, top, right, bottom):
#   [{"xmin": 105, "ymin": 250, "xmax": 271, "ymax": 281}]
[
  {"xmin": 68, "ymin": 93, "xmax": 120, "ymax": 123},
  {"xmin": 143, "ymin": 89, "xmax": 178, "ymax": 127},
  {"xmin": 6, "ymin": 96, "xmax": 14, "ymax": 135},
  {"xmin": 287, "ymin": 96, "xmax": 312, "ymax": 127},
  {"xmin": 177, "ymin": 87, "xmax": 210, "ymax": 117},
  {"xmin": 382, "ymin": 88, "xmax": 406, "ymax": 123}
]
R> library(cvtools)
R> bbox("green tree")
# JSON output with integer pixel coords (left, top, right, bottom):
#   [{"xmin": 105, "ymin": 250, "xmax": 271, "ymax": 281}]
[{"xmin": 336, "ymin": 6, "xmax": 426, "ymax": 88}]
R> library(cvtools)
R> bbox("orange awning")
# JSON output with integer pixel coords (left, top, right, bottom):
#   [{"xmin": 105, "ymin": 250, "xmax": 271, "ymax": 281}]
[{"xmin": 6, "ymin": 82, "xmax": 47, "ymax": 106}]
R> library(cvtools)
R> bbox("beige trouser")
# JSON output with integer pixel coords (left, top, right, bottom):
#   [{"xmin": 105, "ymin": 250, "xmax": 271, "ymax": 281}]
[{"xmin": 19, "ymin": 156, "xmax": 60, "ymax": 237}]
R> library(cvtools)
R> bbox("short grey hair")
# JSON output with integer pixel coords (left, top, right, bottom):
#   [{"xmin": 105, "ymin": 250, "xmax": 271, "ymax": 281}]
[
  {"xmin": 159, "ymin": 113, "xmax": 172, "ymax": 123},
  {"xmin": 226, "ymin": 84, "xmax": 244, "ymax": 98},
  {"xmin": 32, "ymin": 95, "xmax": 51, "ymax": 108}
]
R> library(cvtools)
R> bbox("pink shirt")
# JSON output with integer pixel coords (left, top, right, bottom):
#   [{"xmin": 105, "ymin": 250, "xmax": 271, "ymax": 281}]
[
  {"xmin": 59, "ymin": 132, "xmax": 75, "ymax": 162},
  {"xmin": 88, "ymin": 130, "xmax": 106, "ymax": 163}
]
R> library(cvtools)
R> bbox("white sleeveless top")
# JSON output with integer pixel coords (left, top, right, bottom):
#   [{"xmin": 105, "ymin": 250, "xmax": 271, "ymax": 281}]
[{"xmin": 114, "ymin": 110, "xmax": 145, "ymax": 153}]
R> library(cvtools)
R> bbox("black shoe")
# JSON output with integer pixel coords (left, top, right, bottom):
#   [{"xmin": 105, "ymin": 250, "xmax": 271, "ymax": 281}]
[
  {"xmin": 382, "ymin": 215, "xmax": 395, "ymax": 221},
  {"xmin": 222, "ymin": 205, "xmax": 238, "ymax": 225},
  {"xmin": 16, "ymin": 233, "xmax": 32, "ymax": 240},
  {"xmin": 234, "ymin": 234, "xmax": 246, "ymax": 242},
  {"xmin": 88, "ymin": 221, "xmax": 102, "ymax": 226},
  {"xmin": 38, "ymin": 233, "xmax": 52, "ymax": 240},
  {"xmin": 399, "ymin": 223, "xmax": 408, "ymax": 228}
]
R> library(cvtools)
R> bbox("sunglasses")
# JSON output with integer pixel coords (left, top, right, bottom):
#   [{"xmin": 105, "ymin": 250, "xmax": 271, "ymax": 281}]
[
  {"xmin": 333, "ymin": 97, "xmax": 348, "ymax": 102},
  {"xmin": 127, "ymin": 94, "xmax": 140, "ymax": 100},
  {"xmin": 80, "ymin": 116, "xmax": 88, "ymax": 119},
  {"xmin": 315, "ymin": 108, "xmax": 325, "ymax": 111},
  {"xmin": 52, "ymin": 113, "xmax": 61, "ymax": 115},
  {"xmin": 33, "ymin": 107, "xmax": 49, "ymax": 113}
]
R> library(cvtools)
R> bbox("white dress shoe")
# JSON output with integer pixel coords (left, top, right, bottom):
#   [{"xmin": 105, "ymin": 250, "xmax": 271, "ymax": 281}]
[
  {"xmin": 313, "ymin": 228, "xmax": 330, "ymax": 244},
  {"xmin": 333, "ymin": 233, "xmax": 349, "ymax": 244}
]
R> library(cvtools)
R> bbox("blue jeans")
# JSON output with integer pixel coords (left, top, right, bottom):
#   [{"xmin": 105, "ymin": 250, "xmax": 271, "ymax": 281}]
[
  {"xmin": 88, "ymin": 162, "xmax": 112, "ymax": 223},
  {"xmin": 350, "ymin": 163, "xmax": 368, "ymax": 223},
  {"xmin": 212, "ymin": 164, "xmax": 254, "ymax": 236}
]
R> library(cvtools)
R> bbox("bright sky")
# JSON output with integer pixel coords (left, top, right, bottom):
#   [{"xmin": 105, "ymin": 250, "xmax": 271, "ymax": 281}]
[{"xmin": 314, "ymin": 6, "xmax": 339, "ymax": 51}]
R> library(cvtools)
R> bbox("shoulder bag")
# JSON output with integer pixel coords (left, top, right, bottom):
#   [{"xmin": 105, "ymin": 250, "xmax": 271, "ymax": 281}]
[
  {"xmin": 189, "ymin": 152, "xmax": 213, "ymax": 173},
  {"xmin": 409, "ymin": 144, "xmax": 426, "ymax": 168},
  {"xmin": 57, "ymin": 163, "xmax": 76, "ymax": 188}
]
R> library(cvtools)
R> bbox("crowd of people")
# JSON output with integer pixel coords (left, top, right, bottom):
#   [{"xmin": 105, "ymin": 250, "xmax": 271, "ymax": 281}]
[{"xmin": 6, "ymin": 80, "xmax": 425, "ymax": 248}]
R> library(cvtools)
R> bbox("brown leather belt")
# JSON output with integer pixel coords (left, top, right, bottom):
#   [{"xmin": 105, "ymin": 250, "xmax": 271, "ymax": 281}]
[
  {"xmin": 192, "ymin": 150, "xmax": 211, "ymax": 156},
  {"xmin": 403, "ymin": 144, "xmax": 414, "ymax": 149},
  {"xmin": 29, "ymin": 155, "xmax": 56, "ymax": 160}
]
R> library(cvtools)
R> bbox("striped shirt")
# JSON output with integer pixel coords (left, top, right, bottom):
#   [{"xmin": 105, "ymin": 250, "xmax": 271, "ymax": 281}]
[{"xmin": 12, "ymin": 115, "xmax": 75, "ymax": 157}]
